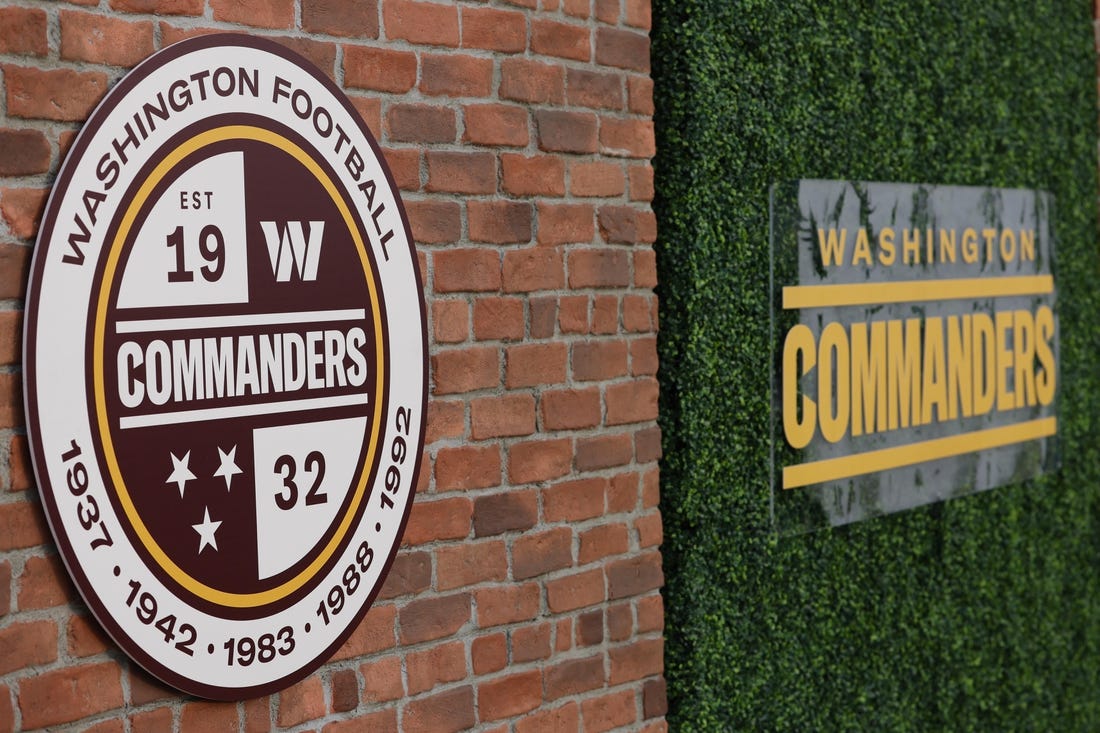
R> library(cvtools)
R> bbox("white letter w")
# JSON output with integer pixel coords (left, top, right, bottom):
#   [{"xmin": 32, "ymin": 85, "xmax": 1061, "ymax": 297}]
[{"xmin": 260, "ymin": 221, "xmax": 324, "ymax": 282}]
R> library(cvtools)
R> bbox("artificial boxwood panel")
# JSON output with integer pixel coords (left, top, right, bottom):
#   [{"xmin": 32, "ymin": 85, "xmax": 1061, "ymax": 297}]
[{"xmin": 651, "ymin": 2, "xmax": 1100, "ymax": 729}]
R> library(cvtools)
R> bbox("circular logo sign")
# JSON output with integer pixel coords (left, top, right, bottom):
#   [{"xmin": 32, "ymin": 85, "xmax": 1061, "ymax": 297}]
[{"xmin": 24, "ymin": 35, "xmax": 426, "ymax": 699}]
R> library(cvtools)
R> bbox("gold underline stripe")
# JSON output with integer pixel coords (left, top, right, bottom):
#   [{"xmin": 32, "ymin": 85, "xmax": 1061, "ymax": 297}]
[
  {"xmin": 783, "ymin": 275, "xmax": 1054, "ymax": 309},
  {"xmin": 782, "ymin": 417, "xmax": 1056, "ymax": 490}
]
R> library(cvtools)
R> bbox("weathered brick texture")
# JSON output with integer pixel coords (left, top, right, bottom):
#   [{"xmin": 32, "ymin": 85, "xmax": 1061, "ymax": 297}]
[{"xmin": 0, "ymin": 0, "xmax": 662, "ymax": 730}]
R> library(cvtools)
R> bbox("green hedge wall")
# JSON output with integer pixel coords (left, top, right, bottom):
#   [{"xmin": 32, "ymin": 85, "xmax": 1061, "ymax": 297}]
[{"xmin": 651, "ymin": 2, "xmax": 1100, "ymax": 729}]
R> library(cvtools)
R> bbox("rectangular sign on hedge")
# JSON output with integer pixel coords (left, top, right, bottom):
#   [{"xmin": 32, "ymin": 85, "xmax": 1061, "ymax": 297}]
[{"xmin": 770, "ymin": 180, "xmax": 1058, "ymax": 532}]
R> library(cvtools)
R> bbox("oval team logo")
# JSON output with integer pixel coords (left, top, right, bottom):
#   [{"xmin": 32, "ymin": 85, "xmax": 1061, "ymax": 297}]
[{"xmin": 24, "ymin": 35, "xmax": 426, "ymax": 699}]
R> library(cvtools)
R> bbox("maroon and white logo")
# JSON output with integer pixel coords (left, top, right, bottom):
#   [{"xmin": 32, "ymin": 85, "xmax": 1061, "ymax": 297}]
[{"xmin": 24, "ymin": 35, "xmax": 426, "ymax": 699}]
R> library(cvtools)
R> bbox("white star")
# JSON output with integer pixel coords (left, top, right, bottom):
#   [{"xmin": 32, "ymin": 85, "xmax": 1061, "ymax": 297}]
[
  {"xmin": 192, "ymin": 507, "xmax": 222, "ymax": 554},
  {"xmin": 213, "ymin": 445, "xmax": 242, "ymax": 491},
  {"xmin": 166, "ymin": 451, "xmax": 196, "ymax": 498}
]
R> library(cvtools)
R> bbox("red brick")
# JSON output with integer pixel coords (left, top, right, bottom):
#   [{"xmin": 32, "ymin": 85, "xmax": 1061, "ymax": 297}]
[
  {"xmin": 244, "ymin": 695, "xmax": 271, "ymax": 733},
  {"xmin": 434, "ymin": 248, "xmax": 501, "ymax": 292},
  {"xmin": 544, "ymin": 477, "xmax": 606, "ymax": 521},
  {"xmin": 629, "ymin": 74, "xmax": 655, "ymax": 114},
  {"xmin": 475, "ymin": 583, "xmax": 540, "ymax": 626},
  {"xmin": 530, "ymin": 296, "xmax": 557, "ymax": 338},
  {"xmin": 615, "ymin": 470, "xmax": 644, "ymax": 512},
  {"xmin": 592, "ymin": 294, "xmax": 619, "ymax": 334},
  {"xmin": 513, "ymin": 526, "xmax": 573, "ymax": 580},
  {"xmin": 0, "ymin": 500, "xmax": 47, "ymax": 551},
  {"xmin": 332, "ymin": 603, "xmax": 396, "ymax": 660},
  {"xmin": 538, "ymin": 202, "xmax": 595, "ymax": 245},
  {"xmin": 133, "ymin": 708, "xmax": 174, "ymax": 733},
  {"xmin": 330, "ymin": 668, "xmax": 359, "ymax": 713},
  {"xmin": 406, "ymin": 200, "xmax": 461, "ymax": 244},
  {"xmin": 404, "ymin": 497, "xmax": 473, "ymax": 541},
  {"xmin": 437, "ymin": 540, "xmax": 507, "ymax": 590},
  {"xmin": 0, "ymin": 372, "xmax": 22, "ymax": 429},
  {"xmin": 626, "ymin": 0, "xmax": 653, "ymax": 29},
  {"xmin": 1, "ymin": 187, "xmax": 47, "ymax": 240},
  {"xmin": 472, "ymin": 393, "xmax": 535, "ymax": 439},
  {"xmin": 433, "ymin": 300, "xmax": 469, "ymax": 345},
  {"xmin": 344, "ymin": 46, "xmax": 416, "ymax": 92},
  {"xmin": 507, "ymin": 342, "xmax": 567, "ymax": 388},
  {"xmin": 601, "ymin": 117, "xmax": 656, "ymax": 158},
  {"xmin": 573, "ymin": 341, "xmax": 628, "ymax": 381},
  {"xmin": 608, "ymin": 551, "xmax": 664, "ymax": 600},
  {"xmin": 532, "ymin": 19, "xmax": 591, "ymax": 62},
  {"xmin": 434, "ymin": 445, "xmax": 502, "ymax": 491},
  {"xmin": 0, "ymin": 7, "xmax": 47, "ymax": 56},
  {"xmin": 536, "ymin": 110, "xmax": 599, "ymax": 154},
  {"xmin": 576, "ymin": 432, "xmax": 633, "ymax": 471},
  {"xmin": 623, "ymin": 293, "xmax": 654, "ymax": 332},
  {"xmin": 502, "ymin": 154, "xmax": 566, "ymax": 197},
  {"xmin": 583, "ymin": 689, "xmax": 637, "ymax": 732},
  {"xmin": 180, "ymin": 701, "xmax": 239, "ymax": 732},
  {"xmin": 541, "ymin": 388, "xmax": 601, "ymax": 431},
  {"xmin": 0, "ymin": 243, "xmax": 29, "ymax": 300},
  {"xmin": 427, "ymin": 151, "xmax": 496, "ymax": 195},
  {"xmin": 580, "ymin": 522, "xmax": 630, "ymax": 564},
  {"xmin": 502, "ymin": 248, "xmax": 565, "ymax": 293},
  {"xmin": 501, "ymin": 58, "xmax": 565, "ymax": 104},
  {"xmin": 547, "ymin": 568, "xmax": 605, "ymax": 612},
  {"xmin": 324, "ymin": 709, "xmax": 398, "ymax": 733},
  {"xmin": 433, "ymin": 347, "xmax": 499, "ymax": 397},
  {"xmin": 158, "ymin": 22, "xmax": 217, "ymax": 45},
  {"xmin": 473, "ymin": 296, "xmax": 525, "ymax": 341},
  {"xmin": 637, "ymin": 593, "xmax": 664, "ymax": 633},
  {"xmin": 634, "ymin": 246, "xmax": 658, "ymax": 286},
  {"xmin": 567, "ymin": 67, "xmax": 624, "ymax": 110},
  {"xmin": 0, "ymin": 129, "xmax": 49, "ymax": 176},
  {"xmin": 128, "ymin": 669, "xmax": 174, "ymax": 705},
  {"xmin": 19, "ymin": 662, "xmax": 123, "ymax": 729},
  {"xmin": 596, "ymin": 0, "xmax": 619, "ymax": 22},
  {"xmin": 421, "ymin": 54, "xmax": 494, "ymax": 97},
  {"xmin": 479, "ymin": 670, "xmax": 542, "ymax": 721},
  {"xmin": 473, "ymin": 490, "xmax": 538, "ymax": 536},
  {"xmin": 5, "ymin": 65, "xmax": 107, "ymax": 122},
  {"xmin": 577, "ymin": 609, "xmax": 604, "ymax": 646},
  {"xmin": 599, "ymin": 205, "xmax": 657, "ymax": 243},
  {"xmin": 85, "ymin": 719, "xmax": 124, "ymax": 733},
  {"xmin": 555, "ymin": 617, "xmax": 573, "ymax": 651},
  {"xmin": 0, "ymin": 619, "xmax": 56, "ymax": 674},
  {"xmin": 276, "ymin": 676, "xmax": 325, "ymax": 727},
  {"xmin": 387, "ymin": 104, "xmax": 456, "ymax": 143},
  {"xmin": 607, "ymin": 377, "xmax": 659, "ymax": 424},
  {"xmin": 377, "ymin": 550, "xmax": 432, "ymax": 599},
  {"xmin": 382, "ymin": 146, "xmax": 419, "ymax": 190},
  {"xmin": 469, "ymin": 201, "xmax": 533, "ymax": 244},
  {"xmin": 636, "ymin": 509, "xmax": 663, "ymax": 548},
  {"xmin": 609, "ymin": 637, "xmax": 664, "ymax": 684},
  {"xmin": 559, "ymin": 295, "xmax": 589, "ymax": 333},
  {"xmin": 563, "ymin": 0, "xmax": 591, "ymax": 16},
  {"xmin": 464, "ymin": 104, "xmax": 530, "ymax": 147},
  {"xmin": 508, "ymin": 438, "xmax": 572, "ymax": 484},
  {"xmin": 0, "ymin": 561, "xmax": 9, "ymax": 614},
  {"xmin": 67, "ymin": 614, "xmax": 110, "ymax": 658},
  {"xmin": 473, "ymin": 632, "xmax": 507, "ymax": 674},
  {"xmin": 406, "ymin": 641, "xmax": 466, "ymax": 695},
  {"xmin": 636, "ymin": 424, "xmax": 663, "ymax": 463},
  {"xmin": 384, "ymin": 0, "xmax": 459, "ymax": 47},
  {"xmin": 517, "ymin": 701, "xmax": 580, "ymax": 733},
  {"xmin": 515, "ymin": 623, "xmax": 552, "ymax": 663},
  {"xmin": 399, "ymin": 593, "xmax": 471, "ymax": 645},
  {"xmin": 359, "ymin": 654, "xmax": 403, "ymax": 702},
  {"xmin": 571, "ymin": 161, "xmax": 626, "ymax": 197},
  {"xmin": 0, "ymin": 311, "xmax": 22, "ymax": 368},
  {"xmin": 404, "ymin": 686, "xmax": 473, "ymax": 730},
  {"xmin": 303, "ymin": 0, "xmax": 379, "ymax": 38},
  {"xmin": 351, "ymin": 95, "xmax": 382, "ymax": 138},
  {"xmin": 569, "ymin": 248, "xmax": 631, "ymax": 288},
  {"xmin": 210, "ymin": 0, "xmax": 293, "ymax": 28},
  {"xmin": 60, "ymin": 11, "xmax": 153, "ymax": 66},
  {"xmin": 462, "ymin": 6, "xmax": 526, "ymax": 52},
  {"xmin": 0, "ymin": 685, "xmax": 10, "ymax": 733},
  {"xmin": 596, "ymin": 26, "xmax": 650, "ymax": 71},
  {"xmin": 644, "ymin": 677, "xmax": 668, "ymax": 719},
  {"xmin": 546, "ymin": 655, "xmax": 604, "ymax": 699}
]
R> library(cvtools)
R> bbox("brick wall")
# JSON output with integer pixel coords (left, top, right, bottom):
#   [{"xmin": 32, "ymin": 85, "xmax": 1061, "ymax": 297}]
[{"xmin": 0, "ymin": 0, "xmax": 663, "ymax": 731}]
